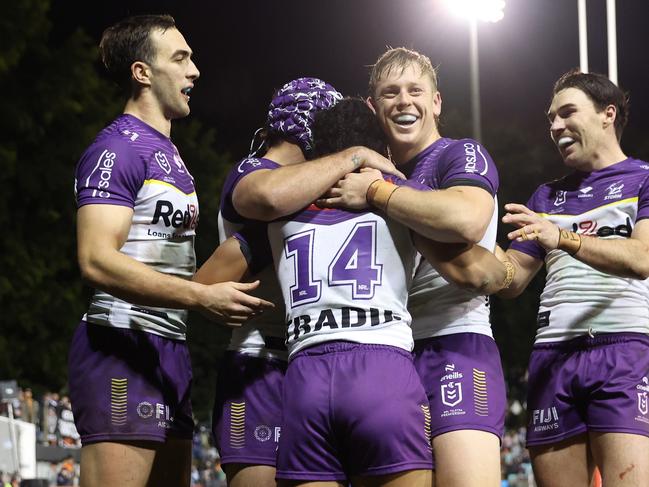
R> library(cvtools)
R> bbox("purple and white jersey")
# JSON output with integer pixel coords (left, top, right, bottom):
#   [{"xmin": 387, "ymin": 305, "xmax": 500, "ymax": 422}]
[
  {"xmin": 404, "ymin": 138, "xmax": 500, "ymax": 339},
  {"xmin": 234, "ymin": 161, "xmax": 418, "ymax": 357},
  {"xmin": 218, "ymin": 158, "xmax": 289, "ymax": 360},
  {"xmin": 75, "ymin": 114, "xmax": 198, "ymax": 340},
  {"xmin": 511, "ymin": 158, "xmax": 649, "ymax": 342}
]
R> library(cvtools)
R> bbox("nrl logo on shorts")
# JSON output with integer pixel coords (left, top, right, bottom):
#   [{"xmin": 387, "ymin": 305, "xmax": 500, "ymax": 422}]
[
  {"xmin": 638, "ymin": 392, "xmax": 648, "ymax": 416},
  {"xmin": 441, "ymin": 381, "xmax": 463, "ymax": 407}
]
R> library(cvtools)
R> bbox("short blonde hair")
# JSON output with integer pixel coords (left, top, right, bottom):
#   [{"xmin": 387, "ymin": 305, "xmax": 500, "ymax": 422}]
[{"xmin": 369, "ymin": 47, "xmax": 438, "ymax": 97}]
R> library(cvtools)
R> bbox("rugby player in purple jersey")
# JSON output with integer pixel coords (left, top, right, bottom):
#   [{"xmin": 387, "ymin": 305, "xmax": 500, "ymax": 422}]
[
  {"xmin": 68, "ymin": 15, "xmax": 272, "ymax": 487},
  {"xmin": 500, "ymin": 70, "xmax": 649, "ymax": 487},
  {"xmin": 197, "ymin": 77, "xmax": 344, "ymax": 487},
  {"xmin": 317, "ymin": 47, "xmax": 507, "ymax": 487},
  {"xmin": 196, "ymin": 97, "xmax": 512, "ymax": 486}
]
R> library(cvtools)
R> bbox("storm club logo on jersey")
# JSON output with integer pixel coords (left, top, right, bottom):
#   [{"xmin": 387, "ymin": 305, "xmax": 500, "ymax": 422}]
[{"xmin": 604, "ymin": 181, "xmax": 624, "ymax": 200}]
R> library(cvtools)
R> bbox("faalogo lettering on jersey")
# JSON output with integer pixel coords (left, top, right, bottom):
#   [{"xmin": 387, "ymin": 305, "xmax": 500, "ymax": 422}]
[{"xmin": 75, "ymin": 114, "xmax": 198, "ymax": 340}]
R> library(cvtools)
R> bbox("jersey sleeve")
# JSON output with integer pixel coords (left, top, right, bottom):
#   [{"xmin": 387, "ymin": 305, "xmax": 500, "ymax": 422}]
[
  {"xmin": 636, "ymin": 174, "xmax": 649, "ymax": 222},
  {"xmin": 508, "ymin": 190, "xmax": 547, "ymax": 260},
  {"xmin": 437, "ymin": 138, "xmax": 499, "ymax": 195},
  {"xmin": 234, "ymin": 223, "xmax": 273, "ymax": 275},
  {"xmin": 219, "ymin": 157, "xmax": 281, "ymax": 224},
  {"xmin": 75, "ymin": 138, "xmax": 145, "ymax": 208}
]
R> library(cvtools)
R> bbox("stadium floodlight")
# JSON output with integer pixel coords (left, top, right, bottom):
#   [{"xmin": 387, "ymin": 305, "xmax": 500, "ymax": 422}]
[
  {"xmin": 442, "ymin": 0, "xmax": 506, "ymax": 142},
  {"xmin": 444, "ymin": 0, "xmax": 506, "ymax": 23}
]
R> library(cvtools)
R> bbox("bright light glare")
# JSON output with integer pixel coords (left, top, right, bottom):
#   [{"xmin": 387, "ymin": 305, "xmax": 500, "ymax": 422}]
[{"xmin": 444, "ymin": 0, "xmax": 506, "ymax": 23}]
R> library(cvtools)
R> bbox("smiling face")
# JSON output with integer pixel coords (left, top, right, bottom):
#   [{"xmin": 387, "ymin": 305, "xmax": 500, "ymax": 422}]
[
  {"xmin": 547, "ymin": 87, "xmax": 616, "ymax": 170},
  {"xmin": 147, "ymin": 27, "xmax": 200, "ymax": 120},
  {"xmin": 369, "ymin": 63, "xmax": 441, "ymax": 164}
]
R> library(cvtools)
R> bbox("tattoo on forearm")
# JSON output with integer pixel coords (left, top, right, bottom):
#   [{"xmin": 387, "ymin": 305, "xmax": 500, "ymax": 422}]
[{"xmin": 351, "ymin": 154, "xmax": 361, "ymax": 169}]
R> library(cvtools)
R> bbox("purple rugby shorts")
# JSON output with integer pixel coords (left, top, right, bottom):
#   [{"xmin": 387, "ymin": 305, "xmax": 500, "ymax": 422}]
[
  {"xmin": 276, "ymin": 341, "xmax": 433, "ymax": 482},
  {"xmin": 212, "ymin": 351, "xmax": 286, "ymax": 466},
  {"xmin": 68, "ymin": 321, "xmax": 194, "ymax": 444},
  {"xmin": 526, "ymin": 332, "xmax": 649, "ymax": 447},
  {"xmin": 413, "ymin": 332, "xmax": 506, "ymax": 440}
]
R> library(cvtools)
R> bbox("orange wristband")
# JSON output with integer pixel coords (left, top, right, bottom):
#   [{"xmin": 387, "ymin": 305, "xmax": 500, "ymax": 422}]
[
  {"xmin": 366, "ymin": 180, "xmax": 400, "ymax": 212},
  {"xmin": 556, "ymin": 228, "xmax": 582, "ymax": 255}
]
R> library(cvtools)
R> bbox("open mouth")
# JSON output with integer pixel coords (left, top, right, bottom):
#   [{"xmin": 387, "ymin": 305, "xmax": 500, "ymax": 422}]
[
  {"xmin": 393, "ymin": 113, "xmax": 418, "ymax": 127},
  {"xmin": 181, "ymin": 86, "xmax": 193, "ymax": 100}
]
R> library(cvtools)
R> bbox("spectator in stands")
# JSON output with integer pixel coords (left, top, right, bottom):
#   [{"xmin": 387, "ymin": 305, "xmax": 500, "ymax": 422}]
[
  {"xmin": 56, "ymin": 455, "xmax": 75, "ymax": 486},
  {"xmin": 19, "ymin": 388, "xmax": 39, "ymax": 428}
]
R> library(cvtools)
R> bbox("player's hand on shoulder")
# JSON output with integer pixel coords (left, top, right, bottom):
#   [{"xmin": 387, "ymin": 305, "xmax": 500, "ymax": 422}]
[
  {"xmin": 317, "ymin": 167, "xmax": 383, "ymax": 210},
  {"xmin": 349, "ymin": 146, "xmax": 405, "ymax": 179},
  {"xmin": 198, "ymin": 280, "xmax": 274, "ymax": 327}
]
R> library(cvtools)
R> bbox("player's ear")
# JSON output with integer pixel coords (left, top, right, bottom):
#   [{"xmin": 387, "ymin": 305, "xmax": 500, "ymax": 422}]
[
  {"xmin": 131, "ymin": 61, "xmax": 152, "ymax": 87},
  {"xmin": 366, "ymin": 96, "xmax": 377, "ymax": 115}
]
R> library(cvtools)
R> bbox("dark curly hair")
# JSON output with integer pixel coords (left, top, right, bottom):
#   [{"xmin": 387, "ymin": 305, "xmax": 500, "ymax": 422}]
[{"xmin": 309, "ymin": 97, "xmax": 388, "ymax": 159}]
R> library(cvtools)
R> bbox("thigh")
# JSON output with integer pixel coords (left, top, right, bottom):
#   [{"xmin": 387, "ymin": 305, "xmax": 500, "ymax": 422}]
[
  {"xmin": 351, "ymin": 469, "xmax": 432, "ymax": 487},
  {"xmin": 414, "ymin": 333, "xmax": 507, "ymax": 439},
  {"xmin": 80, "ymin": 440, "xmax": 157, "ymax": 487},
  {"xmin": 147, "ymin": 437, "xmax": 192, "ymax": 487},
  {"xmin": 432, "ymin": 430, "xmax": 500, "ymax": 487},
  {"xmin": 589, "ymin": 432, "xmax": 649, "ymax": 487},
  {"xmin": 213, "ymin": 352, "xmax": 286, "ymax": 467},
  {"xmin": 529, "ymin": 434, "xmax": 593, "ymax": 487},
  {"xmin": 223, "ymin": 464, "xmax": 277, "ymax": 487}
]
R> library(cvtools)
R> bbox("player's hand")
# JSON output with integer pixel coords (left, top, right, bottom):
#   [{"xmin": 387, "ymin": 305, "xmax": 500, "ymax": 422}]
[
  {"xmin": 198, "ymin": 280, "xmax": 274, "ymax": 327},
  {"xmin": 353, "ymin": 147, "xmax": 405, "ymax": 179},
  {"xmin": 317, "ymin": 168, "xmax": 383, "ymax": 210},
  {"xmin": 502, "ymin": 203, "xmax": 560, "ymax": 251}
]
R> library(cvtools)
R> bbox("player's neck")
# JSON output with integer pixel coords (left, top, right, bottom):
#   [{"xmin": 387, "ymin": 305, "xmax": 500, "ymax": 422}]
[
  {"xmin": 123, "ymin": 98, "xmax": 172, "ymax": 138},
  {"xmin": 264, "ymin": 141, "xmax": 305, "ymax": 166},
  {"xmin": 580, "ymin": 142, "xmax": 627, "ymax": 172},
  {"xmin": 392, "ymin": 130, "xmax": 441, "ymax": 165}
]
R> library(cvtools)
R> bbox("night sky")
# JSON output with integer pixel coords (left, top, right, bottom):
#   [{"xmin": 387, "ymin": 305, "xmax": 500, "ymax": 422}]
[{"xmin": 51, "ymin": 0, "xmax": 649, "ymax": 159}]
